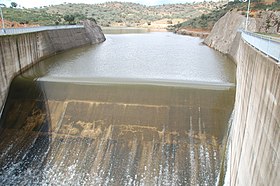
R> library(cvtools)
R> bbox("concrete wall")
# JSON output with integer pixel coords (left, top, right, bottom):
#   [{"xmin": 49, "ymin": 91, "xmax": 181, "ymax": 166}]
[
  {"xmin": 228, "ymin": 37, "xmax": 280, "ymax": 185},
  {"xmin": 205, "ymin": 11, "xmax": 279, "ymax": 185},
  {"xmin": 0, "ymin": 22, "xmax": 105, "ymax": 110}
]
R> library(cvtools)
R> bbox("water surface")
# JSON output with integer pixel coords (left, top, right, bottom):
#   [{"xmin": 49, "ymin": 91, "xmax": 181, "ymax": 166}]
[{"xmin": 28, "ymin": 31, "xmax": 235, "ymax": 85}]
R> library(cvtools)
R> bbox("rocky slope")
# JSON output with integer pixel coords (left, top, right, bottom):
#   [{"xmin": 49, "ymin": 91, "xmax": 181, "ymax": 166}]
[
  {"xmin": 204, "ymin": 11, "xmax": 250, "ymax": 54},
  {"xmin": 257, "ymin": 11, "xmax": 280, "ymax": 33},
  {"xmin": 204, "ymin": 10, "xmax": 280, "ymax": 54}
]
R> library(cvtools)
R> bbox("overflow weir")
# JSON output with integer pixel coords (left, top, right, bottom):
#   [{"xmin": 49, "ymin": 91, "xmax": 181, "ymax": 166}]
[{"xmin": 0, "ymin": 76, "xmax": 235, "ymax": 185}]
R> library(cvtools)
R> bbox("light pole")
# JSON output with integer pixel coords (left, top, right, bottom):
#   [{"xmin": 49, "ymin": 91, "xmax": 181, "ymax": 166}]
[
  {"xmin": 0, "ymin": 4, "xmax": 5, "ymax": 34},
  {"xmin": 245, "ymin": 0, "xmax": 251, "ymax": 31}
]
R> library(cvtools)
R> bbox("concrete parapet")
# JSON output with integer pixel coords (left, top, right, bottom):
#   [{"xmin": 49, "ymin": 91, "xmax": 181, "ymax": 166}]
[
  {"xmin": 204, "ymin": 10, "xmax": 279, "ymax": 184},
  {"xmin": 228, "ymin": 37, "xmax": 280, "ymax": 186}
]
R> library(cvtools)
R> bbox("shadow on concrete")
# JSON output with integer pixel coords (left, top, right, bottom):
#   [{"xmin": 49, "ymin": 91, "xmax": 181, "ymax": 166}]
[{"xmin": 0, "ymin": 75, "xmax": 51, "ymax": 184}]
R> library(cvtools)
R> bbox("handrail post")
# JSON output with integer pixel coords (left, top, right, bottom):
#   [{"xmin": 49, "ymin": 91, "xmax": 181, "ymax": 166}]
[
  {"xmin": 245, "ymin": 0, "xmax": 251, "ymax": 31},
  {"xmin": 267, "ymin": 37, "xmax": 270, "ymax": 56},
  {"xmin": 0, "ymin": 4, "xmax": 5, "ymax": 34}
]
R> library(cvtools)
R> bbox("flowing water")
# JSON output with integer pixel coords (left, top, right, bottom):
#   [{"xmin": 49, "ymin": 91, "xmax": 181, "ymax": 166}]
[{"xmin": 0, "ymin": 29, "xmax": 236, "ymax": 185}]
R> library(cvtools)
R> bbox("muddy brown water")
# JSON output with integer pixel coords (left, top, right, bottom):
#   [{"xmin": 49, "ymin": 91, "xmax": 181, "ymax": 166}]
[{"xmin": 0, "ymin": 30, "xmax": 235, "ymax": 185}]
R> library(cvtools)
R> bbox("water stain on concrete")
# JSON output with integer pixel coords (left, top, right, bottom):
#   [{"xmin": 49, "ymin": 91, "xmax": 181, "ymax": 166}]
[{"xmin": 0, "ymin": 79, "xmax": 235, "ymax": 185}]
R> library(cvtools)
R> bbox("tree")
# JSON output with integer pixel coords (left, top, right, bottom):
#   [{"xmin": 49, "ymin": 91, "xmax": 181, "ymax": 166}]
[
  {"xmin": 10, "ymin": 2, "xmax": 17, "ymax": 8},
  {"xmin": 167, "ymin": 20, "xmax": 173, "ymax": 24},
  {"xmin": 64, "ymin": 15, "xmax": 75, "ymax": 24},
  {"xmin": 88, "ymin": 17, "xmax": 97, "ymax": 24},
  {"xmin": 201, "ymin": 14, "xmax": 206, "ymax": 20}
]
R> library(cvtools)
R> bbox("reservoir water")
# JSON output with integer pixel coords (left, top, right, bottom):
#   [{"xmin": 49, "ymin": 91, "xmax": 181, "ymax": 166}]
[{"xmin": 0, "ymin": 29, "xmax": 236, "ymax": 185}]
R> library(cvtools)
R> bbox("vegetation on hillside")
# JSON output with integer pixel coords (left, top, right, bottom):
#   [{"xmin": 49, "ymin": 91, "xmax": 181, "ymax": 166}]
[
  {"xmin": 2, "ymin": 0, "xmax": 279, "ymax": 32},
  {"xmin": 252, "ymin": 0, "xmax": 280, "ymax": 11},
  {"xmin": 2, "ymin": 7, "xmax": 60, "ymax": 26},
  {"xmin": 169, "ymin": 0, "xmax": 280, "ymax": 32},
  {"xmin": 168, "ymin": 6, "xmax": 228, "ymax": 31},
  {"xmin": 1, "ymin": 1, "xmax": 224, "ymax": 27}
]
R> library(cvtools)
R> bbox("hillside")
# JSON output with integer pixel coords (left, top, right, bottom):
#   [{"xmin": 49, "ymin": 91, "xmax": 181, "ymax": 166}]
[
  {"xmin": 170, "ymin": 1, "xmax": 280, "ymax": 33},
  {"xmin": 1, "ymin": 1, "xmax": 225, "ymax": 28}
]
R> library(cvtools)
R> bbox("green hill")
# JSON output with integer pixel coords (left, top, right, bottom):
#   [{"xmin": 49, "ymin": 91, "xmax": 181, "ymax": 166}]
[
  {"xmin": 169, "ymin": 1, "xmax": 280, "ymax": 32},
  {"xmin": 1, "ymin": 1, "xmax": 225, "ymax": 27}
]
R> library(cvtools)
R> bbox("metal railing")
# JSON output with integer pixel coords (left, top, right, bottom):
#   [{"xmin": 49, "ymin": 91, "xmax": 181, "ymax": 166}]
[
  {"xmin": 241, "ymin": 31, "xmax": 280, "ymax": 62},
  {"xmin": 0, "ymin": 25, "xmax": 84, "ymax": 35}
]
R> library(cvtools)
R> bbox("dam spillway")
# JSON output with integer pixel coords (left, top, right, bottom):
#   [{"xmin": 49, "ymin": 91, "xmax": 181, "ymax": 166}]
[
  {"xmin": 0, "ymin": 79, "xmax": 235, "ymax": 185},
  {"xmin": 0, "ymin": 31, "xmax": 236, "ymax": 185}
]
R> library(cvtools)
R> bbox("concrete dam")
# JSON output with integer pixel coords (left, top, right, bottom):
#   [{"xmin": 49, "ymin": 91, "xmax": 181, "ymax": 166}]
[
  {"xmin": 227, "ymin": 33, "xmax": 280, "ymax": 186},
  {"xmin": 0, "ymin": 21, "xmax": 279, "ymax": 185}
]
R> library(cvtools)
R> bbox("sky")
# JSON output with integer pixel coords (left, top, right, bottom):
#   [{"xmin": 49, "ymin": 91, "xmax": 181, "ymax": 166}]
[{"xmin": 1, "ymin": 0, "xmax": 211, "ymax": 8}]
